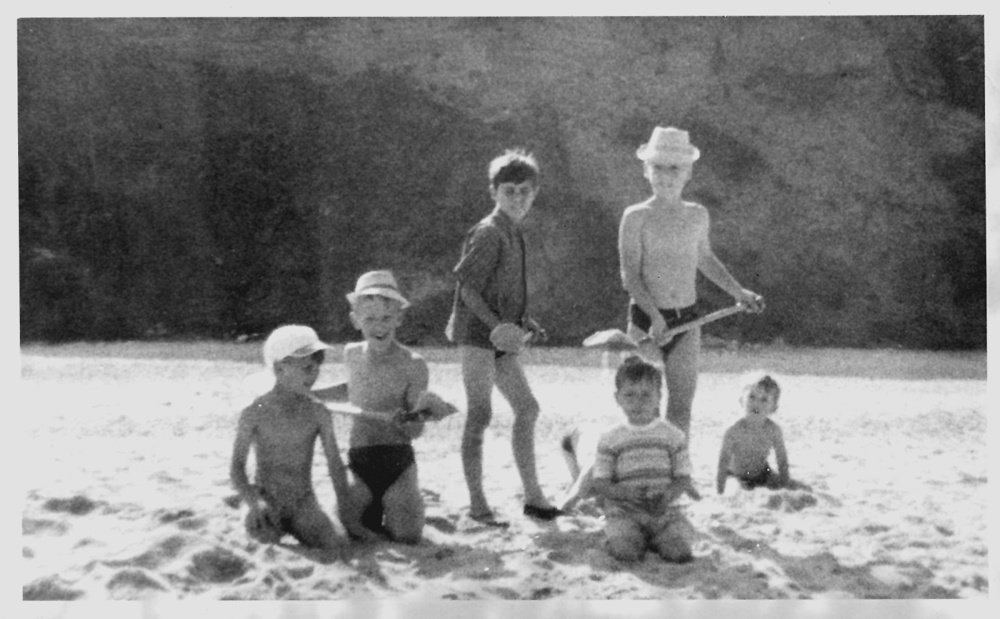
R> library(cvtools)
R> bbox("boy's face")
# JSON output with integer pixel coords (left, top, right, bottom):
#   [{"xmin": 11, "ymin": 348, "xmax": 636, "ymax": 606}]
[
  {"xmin": 741, "ymin": 385, "xmax": 779, "ymax": 418},
  {"xmin": 615, "ymin": 378, "xmax": 661, "ymax": 425},
  {"xmin": 274, "ymin": 352, "xmax": 323, "ymax": 393},
  {"xmin": 350, "ymin": 296, "xmax": 403, "ymax": 352},
  {"xmin": 490, "ymin": 180, "xmax": 537, "ymax": 222},
  {"xmin": 644, "ymin": 160, "xmax": 692, "ymax": 196}
]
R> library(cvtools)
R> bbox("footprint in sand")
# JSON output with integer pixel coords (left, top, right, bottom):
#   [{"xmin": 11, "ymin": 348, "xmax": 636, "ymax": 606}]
[
  {"xmin": 106, "ymin": 568, "xmax": 170, "ymax": 599},
  {"xmin": 23, "ymin": 517, "xmax": 70, "ymax": 535},
  {"xmin": 424, "ymin": 515, "xmax": 458, "ymax": 534},
  {"xmin": 23, "ymin": 575, "xmax": 84, "ymax": 601},
  {"xmin": 187, "ymin": 546, "xmax": 253, "ymax": 583},
  {"xmin": 764, "ymin": 491, "xmax": 818, "ymax": 512},
  {"xmin": 42, "ymin": 494, "xmax": 102, "ymax": 516}
]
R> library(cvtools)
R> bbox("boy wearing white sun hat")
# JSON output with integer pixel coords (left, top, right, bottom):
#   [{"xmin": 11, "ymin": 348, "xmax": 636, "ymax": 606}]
[
  {"xmin": 230, "ymin": 324, "xmax": 366, "ymax": 556},
  {"xmin": 619, "ymin": 126, "xmax": 765, "ymax": 442}
]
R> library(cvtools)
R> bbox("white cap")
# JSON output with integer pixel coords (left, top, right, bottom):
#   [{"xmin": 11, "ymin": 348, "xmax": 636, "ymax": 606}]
[
  {"xmin": 262, "ymin": 325, "xmax": 333, "ymax": 368},
  {"xmin": 346, "ymin": 270, "xmax": 411, "ymax": 308}
]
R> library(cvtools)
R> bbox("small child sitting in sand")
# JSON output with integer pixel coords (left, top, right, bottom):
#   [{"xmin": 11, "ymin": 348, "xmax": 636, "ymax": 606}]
[
  {"xmin": 716, "ymin": 371, "xmax": 809, "ymax": 494},
  {"xmin": 590, "ymin": 356, "xmax": 700, "ymax": 563},
  {"xmin": 229, "ymin": 325, "xmax": 363, "ymax": 557},
  {"xmin": 316, "ymin": 270, "xmax": 454, "ymax": 544}
]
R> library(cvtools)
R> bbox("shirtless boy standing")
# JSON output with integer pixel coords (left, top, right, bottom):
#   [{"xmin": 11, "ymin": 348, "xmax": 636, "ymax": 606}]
[
  {"xmin": 229, "ymin": 325, "xmax": 360, "ymax": 556},
  {"xmin": 619, "ymin": 126, "xmax": 764, "ymax": 438}
]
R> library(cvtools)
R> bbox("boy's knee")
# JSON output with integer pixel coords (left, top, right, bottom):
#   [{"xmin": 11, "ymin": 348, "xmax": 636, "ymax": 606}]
[
  {"xmin": 513, "ymin": 398, "xmax": 540, "ymax": 424},
  {"xmin": 607, "ymin": 537, "xmax": 645, "ymax": 562},
  {"xmin": 387, "ymin": 524, "xmax": 423, "ymax": 545},
  {"xmin": 655, "ymin": 537, "xmax": 693, "ymax": 563},
  {"xmin": 464, "ymin": 404, "xmax": 493, "ymax": 432},
  {"xmin": 245, "ymin": 512, "xmax": 283, "ymax": 544}
]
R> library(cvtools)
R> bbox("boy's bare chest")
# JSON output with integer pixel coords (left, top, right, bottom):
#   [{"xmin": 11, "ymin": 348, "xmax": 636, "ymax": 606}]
[
  {"xmin": 731, "ymin": 423, "xmax": 773, "ymax": 450},
  {"xmin": 256, "ymin": 405, "xmax": 319, "ymax": 447},
  {"xmin": 641, "ymin": 208, "xmax": 704, "ymax": 245},
  {"xmin": 348, "ymin": 360, "xmax": 411, "ymax": 409}
]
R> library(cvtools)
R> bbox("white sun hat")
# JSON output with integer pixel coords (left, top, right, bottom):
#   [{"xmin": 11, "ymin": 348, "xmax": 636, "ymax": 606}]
[
  {"xmin": 636, "ymin": 126, "xmax": 701, "ymax": 163},
  {"xmin": 262, "ymin": 324, "xmax": 333, "ymax": 368},
  {"xmin": 346, "ymin": 270, "xmax": 411, "ymax": 309}
]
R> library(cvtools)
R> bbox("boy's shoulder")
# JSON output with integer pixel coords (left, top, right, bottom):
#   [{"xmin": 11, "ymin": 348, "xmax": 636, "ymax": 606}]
[
  {"xmin": 348, "ymin": 341, "xmax": 427, "ymax": 370},
  {"xmin": 239, "ymin": 391, "xmax": 283, "ymax": 422},
  {"xmin": 468, "ymin": 213, "xmax": 509, "ymax": 238},
  {"xmin": 622, "ymin": 202, "xmax": 653, "ymax": 218}
]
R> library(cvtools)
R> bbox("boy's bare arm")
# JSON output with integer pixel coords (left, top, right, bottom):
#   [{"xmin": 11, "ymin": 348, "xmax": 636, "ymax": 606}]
[
  {"xmin": 317, "ymin": 411, "xmax": 373, "ymax": 539},
  {"xmin": 317, "ymin": 413, "xmax": 349, "ymax": 498},
  {"xmin": 697, "ymin": 230, "xmax": 764, "ymax": 312},
  {"xmin": 397, "ymin": 358, "xmax": 430, "ymax": 439},
  {"xmin": 230, "ymin": 410, "xmax": 262, "ymax": 508},
  {"xmin": 772, "ymin": 425, "xmax": 790, "ymax": 485},
  {"xmin": 618, "ymin": 210, "xmax": 664, "ymax": 332}
]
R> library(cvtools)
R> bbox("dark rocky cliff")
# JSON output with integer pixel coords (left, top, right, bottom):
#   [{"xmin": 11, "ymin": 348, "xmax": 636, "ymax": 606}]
[{"xmin": 18, "ymin": 17, "xmax": 985, "ymax": 348}]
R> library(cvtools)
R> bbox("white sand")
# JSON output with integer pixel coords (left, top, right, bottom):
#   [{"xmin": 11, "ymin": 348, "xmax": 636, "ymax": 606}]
[{"xmin": 18, "ymin": 346, "xmax": 989, "ymax": 605}]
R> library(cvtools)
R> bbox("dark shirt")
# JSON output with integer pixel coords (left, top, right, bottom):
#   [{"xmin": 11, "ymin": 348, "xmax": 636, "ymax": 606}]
[{"xmin": 445, "ymin": 208, "xmax": 527, "ymax": 346}]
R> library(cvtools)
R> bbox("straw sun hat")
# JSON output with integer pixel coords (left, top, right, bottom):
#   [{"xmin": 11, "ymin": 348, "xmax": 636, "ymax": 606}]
[{"xmin": 636, "ymin": 126, "xmax": 700, "ymax": 163}]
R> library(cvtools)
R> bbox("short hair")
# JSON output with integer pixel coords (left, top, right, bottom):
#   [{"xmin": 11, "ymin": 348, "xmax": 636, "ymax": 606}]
[
  {"xmin": 489, "ymin": 149, "xmax": 539, "ymax": 188},
  {"xmin": 614, "ymin": 355, "xmax": 662, "ymax": 390},
  {"xmin": 741, "ymin": 370, "xmax": 781, "ymax": 399}
]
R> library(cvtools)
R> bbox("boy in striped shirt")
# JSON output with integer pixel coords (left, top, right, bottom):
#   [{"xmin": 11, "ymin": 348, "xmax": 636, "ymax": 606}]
[{"xmin": 591, "ymin": 356, "xmax": 700, "ymax": 563}]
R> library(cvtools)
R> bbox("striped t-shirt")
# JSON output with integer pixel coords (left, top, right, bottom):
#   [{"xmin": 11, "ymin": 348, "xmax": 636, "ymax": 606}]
[{"xmin": 593, "ymin": 418, "xmax": 692, "ymax": 495}]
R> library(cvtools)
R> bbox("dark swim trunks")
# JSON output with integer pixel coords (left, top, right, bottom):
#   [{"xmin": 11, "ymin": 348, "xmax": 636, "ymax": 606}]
[
  {"xmin": 348, "ymin": 444, "xmax": 417, "ymax": 532},
  {"xmin": 732, "ymin": 466, "xmax": 774, "ymax": 490},
  {"xmin": 628, "ymin": 304, "xmax": 700, "ymax": 359}
]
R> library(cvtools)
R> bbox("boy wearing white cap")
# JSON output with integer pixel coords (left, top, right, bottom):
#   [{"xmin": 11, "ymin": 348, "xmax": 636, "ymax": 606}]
[
  {"xmin": 330, "ymin": 270, "xmax": 446, "ymax": 543},
  {"xmin": 229, "ymin": 324, "xmax": 362, "ymax": 556},
  {"xmin": 619, "ymin": 127, "xmax": 765, "ymax": 440}
]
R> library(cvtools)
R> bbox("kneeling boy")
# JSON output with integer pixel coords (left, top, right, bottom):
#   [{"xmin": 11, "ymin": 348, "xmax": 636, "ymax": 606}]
[
  {"xmin": 330, "ymin": 270, "xmax": 446, "ymax": 543},
  {"xmin": 229, "ymin": 325, "xmax": 361, "ymax": 556},
  {"xmin": 591, "ymin": 356, "xmax": 700, "ymax": 563}
]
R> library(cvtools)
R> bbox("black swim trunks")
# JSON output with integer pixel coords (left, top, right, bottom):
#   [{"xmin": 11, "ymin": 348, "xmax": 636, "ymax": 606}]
[
  {"xmin": 348, "ymin": 444, "xmax": 417, "ymax": 532},
  {"xmin": 628, "ymin": 304, "xmax": 700, "ymax": 359},
  {"xmin": 732, "ymin": 466, "xmax": 774, "ymax": 490}
]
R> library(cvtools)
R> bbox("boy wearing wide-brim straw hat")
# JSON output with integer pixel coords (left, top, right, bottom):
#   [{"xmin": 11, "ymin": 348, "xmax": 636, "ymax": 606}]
[
  {"xmin": 618, "ymin": 126, "xmax": 765, "ymax": 441},
  {"xmin": 316, "ymin": 269, "xmax": 455, "ymax": 543}
]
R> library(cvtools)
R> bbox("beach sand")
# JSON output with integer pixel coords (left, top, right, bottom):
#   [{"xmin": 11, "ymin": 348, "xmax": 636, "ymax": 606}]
[{"xmin": 19, "ymin": 345, "xmax": 990, "ymax": 603}]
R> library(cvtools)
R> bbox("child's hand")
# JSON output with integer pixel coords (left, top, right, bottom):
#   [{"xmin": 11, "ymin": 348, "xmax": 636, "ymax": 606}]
[
  {"xmin": 524, "ymin": 318, "xmax": 548, "ymax": 344},
  {"xmin": 410, "ymin": 391, "xmax": 459, "ymax": 422},
  {"xmin": 490, "ymin": 322, "xmax": 528, "ymax": 353},
  {"xmin": 737, "ymin": 289, "xmax": 765, "ymax": 313}
]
